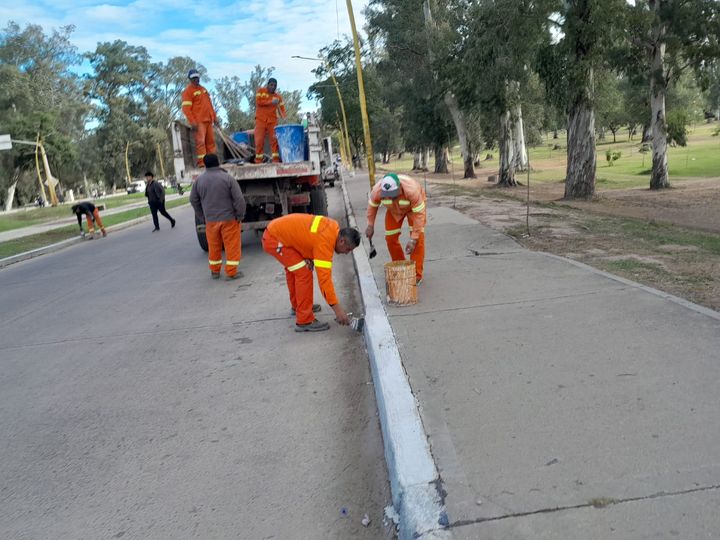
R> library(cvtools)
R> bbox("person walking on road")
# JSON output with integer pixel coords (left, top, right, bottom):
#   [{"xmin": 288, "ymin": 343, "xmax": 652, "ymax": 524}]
[
  {"xmin": 181, "ymin": 69, "xmax": 218, "ymax": 167},
  {"xmin": 71, "ymin": 201, "xmax": 107, "ymax": 239},
  {"xmin": 262, "ymin": 213, "xmax": 360, "ymax": 332},
  {"xmin": 254, "ymin": 77, "xmax": 286, "ymax": 163},
  {"xmin": 366, "ymin": 173, "xmax": 427, "ymax": 284},
  {"xmin": 190, "ymin": 154, "xmax": 246, "ymax": 280},
  {"xmin": 144, "ymin": 172, "xmax": 176, "ymax": 232}
]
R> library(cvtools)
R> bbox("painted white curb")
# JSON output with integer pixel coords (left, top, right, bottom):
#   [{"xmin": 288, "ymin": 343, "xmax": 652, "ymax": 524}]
[
  {"xmin": 340, "ymin": 177, "xmax": 450, "ymax": 539},
  {"xmin": 0, "ymin": 203, "xmax": 190, "ymax": 269}
]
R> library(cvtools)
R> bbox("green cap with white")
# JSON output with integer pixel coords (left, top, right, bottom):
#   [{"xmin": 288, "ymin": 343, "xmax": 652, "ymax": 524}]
[{"xmin": 379, "ymin": 173, "xmax": 401, "ymax": 198}]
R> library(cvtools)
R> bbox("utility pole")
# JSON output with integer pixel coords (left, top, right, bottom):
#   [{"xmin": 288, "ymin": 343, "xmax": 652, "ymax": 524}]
[
  {"xmin": 345, "ymin": 0, "xmax": 376, "ymax": 188},
  {"xmin": 156, "ymin": 143, "xmax": 167, "ymax": 179}
]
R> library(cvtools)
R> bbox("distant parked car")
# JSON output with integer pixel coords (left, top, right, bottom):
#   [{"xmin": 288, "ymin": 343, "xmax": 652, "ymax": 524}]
[{"xmin": 127, "ymin": 180, "xmax": 146, "ymax": 194}]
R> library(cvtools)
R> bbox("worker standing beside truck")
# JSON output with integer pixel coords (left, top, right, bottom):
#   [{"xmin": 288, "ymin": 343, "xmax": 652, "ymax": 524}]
[
  {"xmin": 190, "ymin": 154, "xmax": 246, "ymax": 280},
  {"xmin": 254, "ymin": 77, "xmax": 286, "ymax": 163},
  {"xmin": 262, "ymin": 214, "xmax": 360, "ymax": 332},
  {"xmin": 365, "ymin": 173, "xmax": 427, "ymax": 284},
  {"xmin": 181, "ymin": 69, "xmax": 218, "ymax": 167}
]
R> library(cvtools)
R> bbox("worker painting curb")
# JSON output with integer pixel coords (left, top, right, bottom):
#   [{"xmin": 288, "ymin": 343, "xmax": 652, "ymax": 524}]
[
  {"xmin": 340, "ymin": 174, "xmax": 450, "ymax": 539},
  {"xmin": 0, "ymin": 204, "xmax": 190, "ymax": 270}
]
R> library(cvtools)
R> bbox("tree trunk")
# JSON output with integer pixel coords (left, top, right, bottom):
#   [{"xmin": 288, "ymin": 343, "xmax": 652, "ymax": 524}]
[
  {"xmin": 421, "ymin": 148, "xmax": 430, "ymax": 171},
  {"xmin": 5, "ymin": 181, "xmax": 18, "ymax": 212},
  {"xmin": 4, "ymin": 168, "xmax": 22, "ymax": 211},
  {"xmin": 512, "ymin": 103, "xmax": 528, "ymax": 171},
  {"xmin": 498, "ymin": 110, "xmax": 517, "ymax": 187},
  {"xmin": 642, "ymin": 122, "xmax": 652, "ymax": 143},
  {"xmin": 649, "ymin": 28, "xmax": 669, "ymax": 189},
  {"xmin": 434, "ymin": 145, "xmax": 450, "ymax": 174},
  {"xmin": 565, "ymin": 85, "xmax": 596, "ymax": 199},
  {"xmin": 444, "ymin": 92, "xmax": 476, "ymax": 178},
  {"xmin": 412, "ymin": 152, "xmax": 422, "ymax": 170},
  {"xmin": 382, "ymin": 151, "xmax": 390, "ymax": 164}
]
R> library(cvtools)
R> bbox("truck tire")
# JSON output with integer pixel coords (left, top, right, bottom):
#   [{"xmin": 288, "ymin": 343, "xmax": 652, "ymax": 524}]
[
  {"xmin": 310, "ymin": 185, "xmax": 328, "ymax": 216},
  {"xmin": 195, "ymin": 215, "xmax": 209, "ymax": 252}
]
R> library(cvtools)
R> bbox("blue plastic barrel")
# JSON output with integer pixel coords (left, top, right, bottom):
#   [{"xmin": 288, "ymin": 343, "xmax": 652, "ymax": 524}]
[
  {"xmin": 231, "ymin": 131, "xmax": 250, "ymax": 144},
  {"xmin": 274, "ymin": 124, "xmax": 305, "ymax": 163}
]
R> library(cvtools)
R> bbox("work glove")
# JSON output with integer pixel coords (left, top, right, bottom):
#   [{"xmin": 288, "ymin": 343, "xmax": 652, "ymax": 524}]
[
  {"xmin": 365, "ymin": 224, "xmax": 374, "ymax": 240},
  {"xmin": 271, "ymin": 98, "xmax": 280, "ymax": 105}
]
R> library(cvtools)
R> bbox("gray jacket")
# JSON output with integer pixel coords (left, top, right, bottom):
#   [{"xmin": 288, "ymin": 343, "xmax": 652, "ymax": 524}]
[{"xmin": 190, "ymin": 167, "xmax": 246, "ymax": 223}]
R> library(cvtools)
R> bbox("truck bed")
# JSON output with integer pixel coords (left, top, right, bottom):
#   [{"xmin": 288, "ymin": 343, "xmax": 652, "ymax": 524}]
[{"xmin": 184, "ymin": 160, "xmax": 316, "ymax": 182}]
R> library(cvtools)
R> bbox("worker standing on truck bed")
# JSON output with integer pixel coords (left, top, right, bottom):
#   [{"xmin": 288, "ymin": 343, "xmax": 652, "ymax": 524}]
[
  {"xmin": 190, "ymin": 154, "xmax": 246, "ymax": 280},
  {"xmin": 262, "ymin": 214, "xmax": 360, "ymax": 332},
  {"xmin": 254, "ymin": 77, "xmax": 286, "ymax": 163},
  {"xmin": 181, "ymin": 69, "xmax": 218, "ymax": 167},
  {"xmin": 71, "ymin": 201, "xmax": 106, "ymax": 238},
  {"xmin": 365, "ymin": 173, "xmax": 427, "ymax": 284}
]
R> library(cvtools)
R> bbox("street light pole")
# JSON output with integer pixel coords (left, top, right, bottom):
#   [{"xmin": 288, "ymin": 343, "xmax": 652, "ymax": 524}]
[
  {"xmin": 345, "ymin": 0, "xmax": 375, "ymax": 189},
  {"xmin": 292, "ymin": 55, "xmax": 353, "ymax": 172}
]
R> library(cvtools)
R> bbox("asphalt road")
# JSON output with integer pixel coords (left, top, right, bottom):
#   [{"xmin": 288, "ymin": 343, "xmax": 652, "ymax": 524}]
[{"xmin": 0, "ymin": 188, "xmax": 391, "ymax": 539}]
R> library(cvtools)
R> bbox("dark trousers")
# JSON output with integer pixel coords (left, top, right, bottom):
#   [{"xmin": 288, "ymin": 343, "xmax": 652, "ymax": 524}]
[{"xmin": 149, "ymin": 201, "xmax": 174, "ymax": 229}]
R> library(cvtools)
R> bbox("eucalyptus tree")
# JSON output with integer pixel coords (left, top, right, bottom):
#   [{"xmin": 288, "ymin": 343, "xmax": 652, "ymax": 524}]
[
  {"xmin": 538, "ymin": 0, "xmax": 626, "ymax": 199},
  {"xmin": 367, "ymin": 0, "xmax": 456, "ymax": 174},
  {"xmin": 457, "ymin": 0, "xmax": 555, "ymax": 186},
  {"xmin": 626, "ymin": 0, "xmax": 720, "ymax": 189},
  {"xmin": 0, "ymin": 22, "xmax": 88, "ymax": 207}
]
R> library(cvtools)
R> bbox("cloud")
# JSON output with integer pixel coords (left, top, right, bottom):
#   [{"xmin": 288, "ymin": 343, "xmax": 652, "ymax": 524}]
[{"xmin": 1, "ymin": 0, "xmax": 369, "ymax": 109}]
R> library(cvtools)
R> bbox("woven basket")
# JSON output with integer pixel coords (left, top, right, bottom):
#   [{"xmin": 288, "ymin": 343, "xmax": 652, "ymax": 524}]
[{"xmin": 384, "ymin": 261, "xmax": 417, "ymax": 305}]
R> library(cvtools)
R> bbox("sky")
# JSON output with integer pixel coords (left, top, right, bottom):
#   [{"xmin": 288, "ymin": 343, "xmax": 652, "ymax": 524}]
[{"xmin": 1, "ymin": 0, "xmax": 370, "ymax": 111}]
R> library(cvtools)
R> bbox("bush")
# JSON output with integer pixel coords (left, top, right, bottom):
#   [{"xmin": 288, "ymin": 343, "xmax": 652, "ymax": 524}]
[{"xmin": 605, "ymin": 149, "xmax": 622, "ymax": 166}]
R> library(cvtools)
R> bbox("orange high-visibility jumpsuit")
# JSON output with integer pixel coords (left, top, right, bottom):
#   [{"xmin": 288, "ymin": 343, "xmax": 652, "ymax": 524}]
[
  {"xmin": 206, "ymin": 220, "xmax": 241, "ymax": 277},
  {"xmin": 262, "ymin": 214, "xmax": 339, "ymax": 324},
  {"xmin": 254, "ymin": 86, "xmax": 286, "ymax": 163},
  {"xmin": 181, "ymin": 83, "xmax": 217, "ymax": 167},
  {"xmin": 367, "ymin": 174, "xmax": 427, "ymax": 282}
]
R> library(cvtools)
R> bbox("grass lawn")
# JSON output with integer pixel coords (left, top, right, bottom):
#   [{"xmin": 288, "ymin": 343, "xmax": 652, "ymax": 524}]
[
  {"xmin": 380, "ymin": 122, "xmax": 720, "ymax": 190},
  {"xmin": 0, "ymin": 199, "xmax": 189, "ymax": 259}
]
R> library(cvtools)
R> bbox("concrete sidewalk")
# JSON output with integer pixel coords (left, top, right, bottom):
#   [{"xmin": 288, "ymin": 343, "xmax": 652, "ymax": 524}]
[
  {"xmin": 0, "ymin": 193, "xmax": 187, "ymax": 243},
  {"xmin": 345, "ymin": 172, "xmax": 720, "ymax": 538}
]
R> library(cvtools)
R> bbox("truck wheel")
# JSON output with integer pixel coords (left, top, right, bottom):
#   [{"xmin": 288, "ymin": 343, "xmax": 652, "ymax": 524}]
[
  {"xmin": 195, "ymin": 215, "xmax": 209, "ymax": 252},
  {"xmin": 310, "ymin": 186, "xmax": 328, "ymax": 216}
]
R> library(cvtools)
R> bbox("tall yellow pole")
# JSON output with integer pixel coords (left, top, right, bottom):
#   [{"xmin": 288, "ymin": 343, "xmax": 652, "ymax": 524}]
[
  {"xmin": 345, "ymin": 0, "xmax": 375, "ymax": 189},
  {"xmin": 34, "ymin": 133, "xmax": 48, "ymax": 204},
  {"xmin": 336, "ymin": 125, "xmax": 348, "ymax": 166},
  {"xmin": 125, "ymin": 141, "xmax": 131, "ymax": 189},
  {"xmin": 38, "ymin": 141, "xmax": 59, "ymax": 206},
  {"xmin": 156, "ymin": 143, "xmax": 167, "ymax": 179},
  {"xmin": 327, "ymin": 69, "xmax": 353, "ymax": 170}
]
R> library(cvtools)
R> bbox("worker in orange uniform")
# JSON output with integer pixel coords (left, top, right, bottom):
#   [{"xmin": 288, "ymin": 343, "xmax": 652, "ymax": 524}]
[
  {"xmin": 366, "ymin": 173, "xmax": 427, "ymax": 284},
  {"xmin": 181, "ymin": 69, "xmax": 218, "ymax": 167},
  {"xmin": 72, "ymin": 201, "xmax": 107, "ymax": 238},
  {"xmin": 190, "ymin": 154, "xmax": 246, "ymax": 280},
  {"xmin": 254, "ymin": 77, "xmax": 286, "ymax": 163},
  {"xmin": 262, "ymin": 214, "xmax": 361, "ymax": 332}
]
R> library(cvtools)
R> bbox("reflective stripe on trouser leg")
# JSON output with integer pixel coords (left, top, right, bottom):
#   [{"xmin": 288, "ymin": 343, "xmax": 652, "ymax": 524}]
[
  {"xmin": 384, "ymin": 211, "xmax": 406, "ymax": 263},
  {"xmin": 268, "ymin": 121, "xmax": 280, "ymax": 161},
  {"xmin": 261, "ymin": 230, "xmax": 315, "ymax": 325},
  {"xmin": 254, "ymin": 122, "xmax": 266, "ymax": 163},
  {"xmin": 205, "ymin": 122, "xmax": 216, "ymax": 155},
  {"xmin": 219, "ymin": 219, "xmax": 241, "ymax": 276},
  {"xmin": 92, "ymin": 209, "xmax": 105, "ymax": 231},
  {"xmin": 407, "ymin": 212, "xmax": 426, "ymax": 281},
  {"xmin": 195, "ymin": 123, "xmax": 208, "ymax": 165},
  {"xmin": 205, "ymin": 221, "xmax": 224, "ymax": 272},
  {"xmin": 85, "ymin": 213, "xmax": 94, "ymax": 233}
]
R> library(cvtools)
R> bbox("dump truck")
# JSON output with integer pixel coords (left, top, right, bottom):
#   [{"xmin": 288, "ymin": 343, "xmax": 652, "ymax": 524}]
[{"xmin": 169, "ymin": 121, "xmax": 328, "ymax": 251}]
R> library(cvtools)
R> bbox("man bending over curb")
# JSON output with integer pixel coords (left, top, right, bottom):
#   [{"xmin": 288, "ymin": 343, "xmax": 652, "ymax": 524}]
[{"xmin": 262, "ymin": 213, "xmax": 360, "ymax": 332}]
